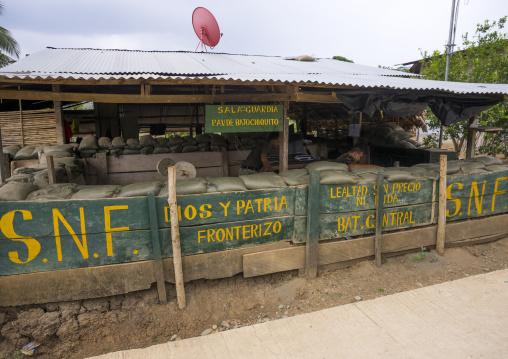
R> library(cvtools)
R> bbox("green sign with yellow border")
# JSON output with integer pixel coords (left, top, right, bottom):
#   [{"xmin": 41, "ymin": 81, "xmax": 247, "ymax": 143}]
[{"xmin": 205, "ymin": 105, "xmax": 283, "ymax": 133}]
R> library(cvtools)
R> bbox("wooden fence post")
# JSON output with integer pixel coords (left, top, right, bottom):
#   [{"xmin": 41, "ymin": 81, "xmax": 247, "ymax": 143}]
[
  {"xmin": 221, "ymin": 147, "xmax": 229, "ymax": 177},
  {"xmin": 375, "ymin": 173, "xmax": 384, "ymax": 267},
  {"xmin": 46, "ymin": 155, "xmax": 56, "ymax": 184},
  {"xmin": 147, "ymin": 192, "xmax": 167, "ymax": 304},
  {"xmin": 305, "ymin": 171, "xmax": 320, "ymax": 279},
  {"xmin": 168, "ymin": 166, "xmax": 186, "ymax": 309},
  {"xmin": 436, "ymin": 155, "xmax": 447, "ymax": 255}
]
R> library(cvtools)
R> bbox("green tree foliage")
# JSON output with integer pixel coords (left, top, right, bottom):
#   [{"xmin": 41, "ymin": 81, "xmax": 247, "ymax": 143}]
[
  {"xmin": 0, "ymin": 2, "xmax": 19, "ymax": 67},
  {"xmin": 420, "ymin": 17, "xmax": 508, "ymax": 155},
  {"xmin": 332, "ymin": 55, "xmax": 354, "ymax": 63}
]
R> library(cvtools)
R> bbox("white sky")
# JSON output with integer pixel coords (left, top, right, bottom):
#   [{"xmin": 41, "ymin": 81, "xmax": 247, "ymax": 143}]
[{"xmin": 3, "ymin": 0, "xmax": 508, "ymax": 67}]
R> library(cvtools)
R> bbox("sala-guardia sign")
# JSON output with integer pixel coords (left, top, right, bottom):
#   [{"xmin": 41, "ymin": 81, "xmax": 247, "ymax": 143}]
[{"xmin": 205, "ymin": 105, "xmax": 283, "ymax": 133}]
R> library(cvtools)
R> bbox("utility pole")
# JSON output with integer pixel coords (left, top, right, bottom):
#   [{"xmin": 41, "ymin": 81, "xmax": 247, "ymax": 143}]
[{"xmin": 439, "ymin": 0, "xmax": 460, "ymax": 148}]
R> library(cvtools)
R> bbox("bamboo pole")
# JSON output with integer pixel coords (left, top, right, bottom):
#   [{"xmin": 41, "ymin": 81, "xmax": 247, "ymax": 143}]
[
  {"xmin": 167, "ymin": 166, "xmax": 186, "ymax": 309},
  {"xmin": 436, "ymin": 155, "xmax": 447, "ymax": 255}
]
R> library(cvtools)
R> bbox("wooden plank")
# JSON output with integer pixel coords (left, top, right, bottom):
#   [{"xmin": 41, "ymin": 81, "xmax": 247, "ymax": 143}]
[
  {"xmin": 52, "ymin": 85, "xmax": 65, "ymax": 145},
  {"xmin": 0, "ymin": 125, "xmax": 7, "ymax": 182},
  {"xmin": 167, "ymin": 166, "xmax": 186, "ymax": 309},
  {"xmin": 46, "ymin": 155, "xmax": 56, "ymax": 184},
  {"xmin": 159, "ymin": 216, "xmax": 295, "ymax": 257},
  {"xmin": 227, "ymin": 150, "xmax": 251, "ymax": 165},
  {"xmin": 305, "ymin": 171, "xmax": 319, "ymax": 278},
  {"xmin": 0, "ymin": 260, "xmax": 156, "ymax": 307},
  {"xmin": 375, "ymin": 173, "xmax": 384, "ymax": 267},
  {"xmin": 65, "ymin": 164, "xmax": 73, "ymax": 183},
  {"xmin": 320, "ymin": 179, "xmax": 434, "ymax": 214},
  {"xmin": 279, "ymin": 102, "xmax": 289, "ymax": 172},
  {"xmin": 319, "ymin": 203, "xmax": 434, "ymax": 239},
  {"xmin": 147, "ymin": 192, "xmax": 167, "ymax": 304},
  {"xmin": 244, "ymin": 246, "xmax": 304, "ymax": 277},
  {"xmin": 96, "ymin": 152, "xmax": 108, "ymax": 185},
  {"xmin": 10, "ymin": 159, "xmax": 38, "ymax": 176},
  {"xmin": 154, "ymin": 187, "xmax": 296, "ymax": 228},
  {"xmin": 221, "ymin": 147, "xmax": 229, "ymax": 177},
  {"xmin": 436, "ymin": 155, "xmax": 447, "ymax": 255}
]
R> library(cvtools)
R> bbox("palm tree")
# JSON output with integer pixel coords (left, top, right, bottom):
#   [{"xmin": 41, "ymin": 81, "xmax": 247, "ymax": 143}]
[{"xmin": 0, "ymin": 2, "xmax": 19, "ymax": 67}]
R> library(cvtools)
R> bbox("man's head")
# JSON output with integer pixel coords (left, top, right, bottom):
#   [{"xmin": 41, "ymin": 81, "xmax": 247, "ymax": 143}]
[
  {"xmin": 348, "ymin": 146, "xmax": 364, "ymax": 162},
  {"xmin": 267, "ymin": 132, "xmax": 280, "ymax": 149}
]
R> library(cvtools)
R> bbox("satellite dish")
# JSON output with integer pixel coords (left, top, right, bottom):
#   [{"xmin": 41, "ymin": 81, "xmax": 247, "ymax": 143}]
[{"xmin": 192, "ymin": 7, "xmax": 221, "ymax": 52}]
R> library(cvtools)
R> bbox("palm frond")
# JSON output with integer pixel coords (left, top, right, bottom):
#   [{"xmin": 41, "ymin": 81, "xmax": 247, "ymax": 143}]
[{"xmin": 0, "ymin": 26, "xmax": 19, "ymax": 58}]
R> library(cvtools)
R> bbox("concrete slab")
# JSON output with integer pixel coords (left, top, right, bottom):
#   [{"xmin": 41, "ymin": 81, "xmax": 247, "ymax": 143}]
[{"xmin": 89, "ymin": 269, "xmax": 508, "ymax": 359}]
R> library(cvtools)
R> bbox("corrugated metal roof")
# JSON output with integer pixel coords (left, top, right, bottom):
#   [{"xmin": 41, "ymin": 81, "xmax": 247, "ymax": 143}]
[{"xmin": 1, "ymin": 47, "xmax": 507, "ymax": 96}]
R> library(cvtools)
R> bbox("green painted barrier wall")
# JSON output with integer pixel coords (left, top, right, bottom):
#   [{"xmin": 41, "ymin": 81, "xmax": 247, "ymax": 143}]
[{"xmin": 1, "ymin": 170, "xmax": 508, "ymax": 276}]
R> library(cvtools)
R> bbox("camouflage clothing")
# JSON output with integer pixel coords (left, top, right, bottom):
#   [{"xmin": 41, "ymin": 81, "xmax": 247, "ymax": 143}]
[
  {"xmin": 238, "ymin": 167, "xmax": 258, "ymax": 176},
  {"xmin": 335, "ymin": 153, "xmax": 357, "ymax": 165}
]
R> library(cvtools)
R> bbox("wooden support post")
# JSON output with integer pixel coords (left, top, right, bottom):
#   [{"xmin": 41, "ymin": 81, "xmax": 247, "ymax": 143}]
[
  {"xmin": 305, "ymin": 171, "xmax": 320, "ymax": 279},
  {"xmin": 64, "ymin": 165, "xmax": 73, "ymax": 183},
  {"xmin": 53, "ymin": 85, "xmax": 66, "ymax": 145},
  {"xmin": 436, "ymin": 154, "xmax": 447, "ymax": 255},
  {"xmin": 147, "ymin": 192, "xmax": 168, "ymax": 305},
  {"xmin": 221, "ymin": 147, "xmax": 229, "ymax": 177},
  {"xmin": 46, "ymin": 155, "xmax": 56, "ymax": 184},
  {"xmin": 82, "ymin": 159, "xmax": 90, "ymax": 185},
  {"xmin": 96, "ymin": 152, "xmax": 108, "ymax": 185},
  {"xmin": 279, "ymin": 101, "xmax": 289, "ymax": 172},
  {"xmin": 18, "ymin": 94, "xmax": 24, "ymax": 147},
  {"xmin": 167, "ymin": 166, "xmax": 186, "ymax": 309},
  {"xmin": 465, "ymin": 118, "xmax": 477, "ymax": 159},
  {"xmin": 0, "ymin": 126, "xmax": 9, "ymax": 183},
  {"xmin": 375, "ymin": 172, "xmax": 384, "ymax": 267}
]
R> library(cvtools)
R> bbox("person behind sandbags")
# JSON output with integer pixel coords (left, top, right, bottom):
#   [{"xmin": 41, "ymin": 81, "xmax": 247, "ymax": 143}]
[
  {"xmin": 335, "ymin": 146, "xmax": 382, "ymax": 169},
  {"xmin": 239, "ymin": 132, "xmax": 279, "ymax": 176}
]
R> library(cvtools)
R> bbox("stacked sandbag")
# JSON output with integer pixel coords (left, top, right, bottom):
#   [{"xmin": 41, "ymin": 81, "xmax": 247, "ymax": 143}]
[
  {"xmin": 26, "ymin": 183, "xmax": 78, "ymax": 201},
  {"xmin": 139, "ymin": 135, "xmax": 157, "ymax": 155},
  {"xmin": 470, "ymin": 156, "xmax": 503, "ymax": 166},
  {"xmin": 240, "ymin": 173, "xmax": 287, "ymax": 190},
  {"xmin": 350, "ymin": 167, "xmax": 384, "ymax": 182},
  {"xmin": 5, "ymin": 173, "xmax": 34, "ymax": 183},
  {"xmin": 123, "ymin": 138, "xmax": 142, "ymax": 155},
  {"xmin": 0, "ymin": 182, "xmax": 37, "ymax": 201},
  {"xmin": 31, "ymin": 143, "xmax": 50, "ymax": 158},
  {"xmin": 175, "ymin": 177, "xmax": 208, "ymax": 195},
  {"xmin": 382, "ymin": 168, "xmax": 416, "ymax": 182},
  {"xmin": 210, "ymin": 134, "xmax": 228, "ymax": 151},
  {"xmin": 116, "ymin": 182, "xmax": 163, "ymax": 197},
  {"xmin": 280, "ymin": 168, "xmax": 309, "ymax": 186},
  {"xmin": 195, "ymin": 134, "xmax": 211, "ymax": 152},
  {"xmin": 98, "ymin": 137, "xmax": 113, "ymax": 155},
  {"xmin": 13, "ymin": 146, "xmax": 36, "ymax": 160},
  {"xmin": 78, "ymin": 135, "xmax": 99, "ymax": 158},
  {"xmin": 205, "ymin": 176, "xmax": 248, "ymax": 193},
  {"xmin": 363, "ymin": 123, "xmax": 421, "ymax": 149},
  {"xmin": 305, "ymin": 161, "xmax": 349, "ymax": 172},
  {"xmin": 168, "ymin": 135, "xmax": 185, "ymax": 153},
  {"xmin": 154, "ymin": 137, "xmax": 171, "ymax": 154},
  {"xmin": 71, "ymin": 185, "xmax": 120, "ymax": 199},
  {"xmin": 320, "ymin": 170, "xmax": 361, "ymax": 185},
  {"xmin": 3, "ymin": 145, "xmax": 21, "ymax": 159}
]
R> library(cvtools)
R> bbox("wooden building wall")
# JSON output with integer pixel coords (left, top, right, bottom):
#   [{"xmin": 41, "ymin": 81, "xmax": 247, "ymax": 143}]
[{"xmin": 0, "ymin": 109, "xmax": 57, "ymax": 146}]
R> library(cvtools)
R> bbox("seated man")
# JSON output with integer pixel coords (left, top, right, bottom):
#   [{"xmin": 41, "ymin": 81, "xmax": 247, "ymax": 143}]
[
  {"xmin": 335, "ymin": 146, "xmax": 383, "ymax": 169},
  {"xmin": 239, "ymin": 132, "xmax": 280, "ymax": 176}
]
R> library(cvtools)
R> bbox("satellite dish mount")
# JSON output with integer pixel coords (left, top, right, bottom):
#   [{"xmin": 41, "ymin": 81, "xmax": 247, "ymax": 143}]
[{"xmin": 192, "ymin": 7, "xmax": 221, "ymax": 52}]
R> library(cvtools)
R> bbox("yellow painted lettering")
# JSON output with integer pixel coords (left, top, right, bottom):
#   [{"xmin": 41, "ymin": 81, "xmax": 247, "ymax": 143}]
[
  {"xmin": 280, "ymin": 196, "xmax": 287, "ymax": 209},
  {"xmin": 104, "ymin": 205, "xmax": 129, "ymax": 256},
  {"xmin": 220, "ymin": 201, "xmax": 230, "ymax": 217},
  {"xmin": 216, "ymin": 228, "xmax": 225, "ymax": 242},
  {"xmin": 199, "ymin": 204, "xmax": 212, "ymax": 219},
  {"xmin": 0, "ymin": 210, "xmax": 41, "ymax": 264},
  {"xmin": 492, "ymin": 177, "xmax": 508, "ymax": 212},
  {"xmin": 366, "ymin": 214, "xmax": 375, "ymax": 229},
  {"xmin": 273, "ymin": 221, "xmax": 281, "ymax": 233},
  {"xmin": 198, "ymin": 230, "xmax": 206, "ymax": 243},
  {"xmin": 52, "ymin": 208, "xmax": 88, "ymax": 261},
  {"xmin": 468, "ymin": 181, "xmax": 486, "ymax": 215},
  {"xmin": 237, "ymin": 200, "xmax": 245, "ymax": 215},
  {"xmin": 245, "ymin": 200, "xmax": 254, "ymax": 214},
  {"xmin": 264, "ymin": 198, "xmax": 272, "ymax": 212}
]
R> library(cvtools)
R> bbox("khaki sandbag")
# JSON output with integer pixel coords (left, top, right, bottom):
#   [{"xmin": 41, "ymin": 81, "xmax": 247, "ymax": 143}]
[
  {"xmin": 386, "ymin": 130, "xmax": 412, "ymax": 143},
  {"xmin": 78, "ymin": 135, "xmax": 99, "ymax": 151},
  {"xmin": 0, "ymin": 182, "xmax": 37, "ymax": 201},
  {"xmin": 470, "ymin": 156, "xmax": 503, "ymax": 166},
  {"xmin": 31, "ymin": 143, "xmax": 50, "ymax": 157},
  {"xmin": 319, "ymin": 170, "xmax": 361, "ymax": 185},
  {"xmin": 139, "ymin": 135, "xmax": 157, "ymax": 147},
  {"xmin": 26, "ymin": 183, "xmax": 78, "ymax": 201},
  {"xmin": 140, "ymin": 146, "xmax": 154, "ymax": 155},
  {"xmin": 14, "ymin": 166, "xmax": 41, "ymax": 175},
  {"xmin": 53, "ymin": 156, "xmax": 81, "ymax": 168},
  {"xmin": 282, "ymin": 175, "xmax": 309, "ymax": 186},
  {"xmin": 240, "ymin": 173, "xmax": 287, "ymax": 190},
  {"xmin": 414, "ymin": 162, "xmax": 460, "ymax": 175},
  {"xmin": 112, "ymin": 137, "xmax": 126, "ymax": 149},
  {"xmin": 98, "ymin": 137, "xmax": 113, "ymax": 149},
  {"xmin": 44, "ymin": 144, "xmax": 74, "ymax": 154},
  {"xmin": 205, "ymin": 177, "xmax": 247, "ymax": 193},
  {"xmin": 468, "ymin": 168, "xmax": 489, "ymax": 174},
  {"xmin": 40, "ymin": 152, "xmax": 75, "ymax": 164},
  {"xmin": 460, "ymin": 161, "xmax": 486, "ymax": 174},
  {"xmin": 78, "ymin": 149, "xmax": 96, "ymax": 158},
  {"xmin": 153, "ymin": 146, "xmax": 171, "ymax": 154},
  {"xmin": 5, "ymin": 173, "xmax": 34, "ymax": 183},
  {"xmin": 195, "ymin": 134, "xmax": 211, "ymax": 143},
  {"xmin": 71, "ymin": 185, "xmax": 120, "ymax": 199},
  {"xmin": 3, "ymin": 145, "xmax": 21, "ymax": 159},
  {"xmin": 350, "ymin": 167, "xmax": 383, "ymax": 175},
  {"xmin": 305, "ymin": 161, "xmax": 348, "ymax": 172},
  {"xmin": 169, "ymin": 135, "xmax": 185, "ymax": 145},
  {"xmin": 116, "ymin": 182, "xmax": 163, "ymax": 197},
  {"xmin": 406, "ymin": 138, "xmax": 422, "ymax": 147},
  {"xmin": 210, "ymin": 134, "xmax": 227, "ymax": 147},
  {"xmin": 383, "ymin": 170, "xmax": 415, "ymax": 182},
  {"xmin": 280, "ymin": 168, "xmax": 309, "ymax": 180},
  {"xmin": 183, "ymin": 136, "xmax": 198, "ymax": 145},
  {"xmin": 182, "ymin": 145, "xmax": 198, "ymax": 153},
  {"xmin": 372, "ymin": 125, "xmax": 394, "ymax": 138},
  {"xmin": 395, "ymin": 140, "xmax": 417, "ymax": 149},
  {"xmin": 126, "ymin": 138, "xmax": 141, "ymax": 150},
  {"xmin": 13, "ymin": 146, "xmax": 36, "ymax": 160},
  {"xmin": 486, "ymin": 164, "xmax": 508, "ymax": 172},
  {"xmin": 175, "ymin": 178, "xmax": 208, "ymax": 195},
  {"xmin": 123, "ymin": 149, "xmax": 140, "ymax": 155},
  {"xmin": 156, "ymin": 137, "xmax": 170, "ymax": 147},
  {"xmin": 358, "ymin": 173, "xmax": 378, "ymax": 182}
]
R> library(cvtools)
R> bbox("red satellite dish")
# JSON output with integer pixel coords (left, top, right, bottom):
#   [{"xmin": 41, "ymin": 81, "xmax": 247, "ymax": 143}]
[{"xmin": 192, "ymin": 7, "xmax": 221, "ymax": 52}]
